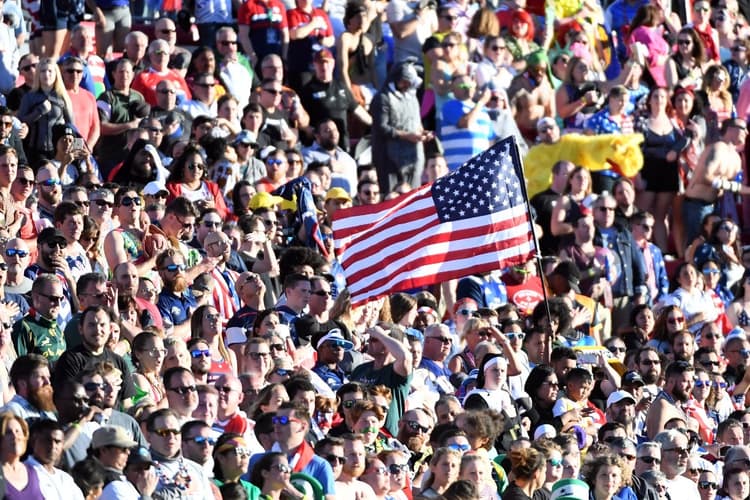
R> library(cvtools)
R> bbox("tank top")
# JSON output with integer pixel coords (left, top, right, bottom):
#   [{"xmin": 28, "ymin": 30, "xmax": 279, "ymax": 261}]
[
  {"xmin": 5, "ymin": 464, "xmax": 44, "ymax": 500},
  {"xmin": 207, "ymin": 358, "xmax": 233, "ymax": 384}
]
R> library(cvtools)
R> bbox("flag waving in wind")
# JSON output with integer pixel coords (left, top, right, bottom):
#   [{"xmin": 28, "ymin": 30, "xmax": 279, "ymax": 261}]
[
  {"xmin": 333, "ymin": 136, "xmax": 536, "ymax": 305},
  {"xmin": 273, "ymin": 177, "xmax": 329, "ymax": 259}
]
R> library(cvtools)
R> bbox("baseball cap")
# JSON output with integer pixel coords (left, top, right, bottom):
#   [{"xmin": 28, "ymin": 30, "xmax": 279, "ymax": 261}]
[
  {"xmin": 316, "ymin": 328, "xmax": 354, "ymax": 351},
  {"xmin": 325, "ymin": 187, "xmax": 352, "ymax": 203},
  {"xmin": 621, "ymin": 371, "xmax": 644, "ymax": 387},
  {"xmin": 233, "ymin": 130, "xmax": 259, "ymax": 147},
  {"xmin": 91, "ymin": 426, "xmax": 138, "ymax": 449},
  {"xmin": 534, "ymin": 424, "xmax": 557, "ymax": 440},
  {"xmin": 51, "ymin": 123, "xmax": 76, "ymax": 145},
  {"xmin": 249, "ymin": 192, "xmax": 284, "ymax": 211},
  {"xmin": 126, "ymin": 446, "xmax": 155, "ymax": 467},
  {"xmin": 143, "ymin": 181, "xmax": 168, "ymax": 197},
  {"xmin": 537, "ymin": 117, "xmax": 556, "ymax": 132},
  {"xmin": 314, "ymin": 48, "xmax": 334, "ymax": 63},
  {"xmin": 550, "ymin": 261, "xmax": 581, "ymax": 294},
  {"xmin": 38, "ymin": 228, "xmax": 67, "ymax": 247},
  {"xmin": 606, "ymin": 390, "xmax": 636, "ymax": 409},
  {"xmin": 551, "ymin": 479, "xmax": 590, "ymax": 500}
]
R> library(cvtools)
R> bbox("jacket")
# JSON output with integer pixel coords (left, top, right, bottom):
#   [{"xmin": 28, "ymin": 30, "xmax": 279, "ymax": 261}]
[{"xmin": 594, "ymin": 223, "xmax": 647, "ymax": 299}]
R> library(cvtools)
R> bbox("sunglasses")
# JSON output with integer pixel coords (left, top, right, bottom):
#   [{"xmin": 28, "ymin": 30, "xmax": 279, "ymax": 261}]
[
  {"xmin": 678, "ymin": 39, "xmax": 693, "ymax": 45},
  {"xmin": 699, "ymin": 481, "xmax": 718, "ymax": 490},
  {"xmin": 312, "ymin": 290, "xmax": 332, "ymax": 297},
  {"xmin": 263, "ymin": 88, "xmax": 282, "ymax": 95},
  {"xmin": 667, "ymin": 317, "xmax": 685, "ymax": 325},
  {"xmin": 168, "ymin": 385, "xmax": 197, "ymax": 395},
  {"xmin": 162, "ymin": 264, "xmax": 186, "ymax": 272},
  {"xmin": 274, "ymin": 368, "xmax": 291, "ymax": 377},
  {"xmin": 272, "ymin": 463, "xmax": 292, "ymax": 473},
  {"xmin": 326, "ymin": 455, "xmax": 346, "ymax": 466},
  {"xmin": 266, "ymin": 158, "xmax": 284, "ymax": 166},
  {"xmin": 448, "ymin": 443, "xmax": 471, "ymax": 452},
  {"xmin": 153, "ymin": 428, "xmax": 180, "ymax": 437},
  {"xmin": 38, "ymin": 292, "xmax": 64, "ymax": 304},
  {"xmin": 83, "ymin": 382, "xmax": 110, "ymax": 392},
  {"xmin": 664, "ymin": 447, "xmax": 690, "ymax": 456},
  {"xmin": 188, "ymin": 436, "xmax": 216, "ymax": 445},
  {"xmin": 406, "ymin": 420, "xmax": 429, "ymax": 433},
  {"xmin": 5, "ymin": 248, "xmax": 28, "ymax": 258},
  {"xmin": 65, "ymin": 68, "xmax": 84, "ymax": 75},
  {"xmin": 194, "ymin": 82, "xmax": 215, "ymax": 88},
  {"xmin": 427, "ymin": 336, "xmax": 452, "ymax": 345},
  {"xmin": 506, "ymin": 332, "xmax": 525, "ymax": 341},
  {"xmin": 120, "ymin": 197, "xmax": 142, "ymax": 207},
  {"xmin": 190, "ymin": 349, "xmax": 210, "ymax": 358},
  {"xmin": 490, "ymin": 45, "xmax": 506, "ymax": 50},
  {"xmin": 608, "ymin": 346, "xmax": 627, "ymax": 354},
  {"xmin": 219, "ymin": 40, "xmax": 238, "ymax": 46},
  {"xmin": 693, "ymin": 380, "xmax": 710, "ymax": 388},
  {"xmin": 157, "ymin": 88, "xmax": 176, "ymax": 94},
  {"xmin": 20, "ymin": 63, "xmax": 37, "ymax": 71},
  {"xmin": 15, "ymin": 178, "xmax": 34, "ymax": 186},
  {"xmin": 342, "ymin": 399, "xmax": 363, "ymax": 409},
  {"xmin": 457, "ymin": 308, "xmax": 478, "ymax": 317},
  {"xmin": 547, "ymin": 458, "xmax": 563, "ymax": 467},
  {"xmin": 702, "ymin": 269, "xmax": 720, "ymax": 275},
  {"xmin": 248, "ymin": 351, "xmax": 271, "ymax": 360},
  {"xmin": 639, "ymin": 456, "xmax": 660, "ymax": 465},
  {"xmin": 271, "ymin": 415, "xmax": 303, "ymax": 426},
  {"xmin": 388, "ymin": 463, "xmax": 408, "ymax": 475},
  {"xmin": 38, "ymin": 178, "xmax": 61, "ymax": 187},
  {"xmin": 270, "ymin": 343, "xmax": 285, "ymax": 352},
  {"xmin": 203, "ymin": 220, "xmax": 221, "ymax": 229},
  {"xmin": 597, "ymin": 206, "xmax": 616, "ymax": 212},
  {"xmin": 187, "ymin": 162, "xmax": 205, "ymax": 171},
  {"xmin": 714, "ymin": 381, "xmax": 728, "ymax": 388}
]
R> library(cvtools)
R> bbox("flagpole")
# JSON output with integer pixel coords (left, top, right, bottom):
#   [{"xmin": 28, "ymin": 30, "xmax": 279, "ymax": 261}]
[{"xmin": 511, "ymin": 137, "xmax": 555, "ymax": 365}]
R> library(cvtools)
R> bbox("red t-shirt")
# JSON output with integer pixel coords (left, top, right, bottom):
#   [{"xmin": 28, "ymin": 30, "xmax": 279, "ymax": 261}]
[
  {"xmin": 131, "ymin": 68, "xmax": 191, "ymax": 106},
  {"xmin": 286, "ymin": 7, "xmax": 333, "ymax": 38},
  {"xmin": 503, "ymin": 275, "xmax": 545, "ymax": 316},
  {"xmin": 67, "ymin": 88, "xmax": 100, "ymax": 147}
]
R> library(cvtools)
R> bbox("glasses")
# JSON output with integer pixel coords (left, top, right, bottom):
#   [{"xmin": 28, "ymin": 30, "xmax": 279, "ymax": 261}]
[
  {"xmin": 5, "ymin": 248, "xmax": 28, "ymax": 258},
  {"xmin": 162, "ymin": 264, "xmax": 186, "ymax": 273},
  {"xmin": 427, "ymin": 336, "xmax": 452, "ymax": 345},
  {"xmin": 667, "ymin": 317, "xmax": 685, "ymax": 325},
  {"xmin": 272, "ymin": 415, "xmax": 303, "ymax": 426},
  {"xmin": 120, "ymin": 197, "xmax": 142, "ymax": 207},
  {"xmin": 664, "ymin": 447, "xmax": 690, "ymax": 456},
  {"xmin": 219, "ymin": 40, "xmax": 238, "ymax": 46},
  {"xmin": 506, "ymin": 332, "xmax": 525, "ymax": 341},
  {"xmin": 266, "ymin": 158, "xmax": 284, "ymax": 166},
  {"xmin": 608, "ymin": 346, "xmax": 627, "ymax": 354},
  {"xmin": 694, "ymin": 6, "xmax": 710, "ymax": 12},
  {"xmin": 153, "ymin": 428, "xmax": 180, "ymax": 437},
  {"xmin": 490, "ymin": 45, "xmax": 506, "ymax": 51},
  {"xmin": 203, "ymin": 220, "xmax": 221, "ymax": 229},
  {"xmin": 542, "ymin": 381, "xmax": 559, "ymax": 388},
  {"xmin": 678, "ymin": 39, "xmax": 693, "ymax": 46},
  {"xmin": 38, "ymin": 292, "xmax": 64, "ymax": 304},
  {"xmin": 248, "ymin": 351, "xmax": 271, "ymax": 360},
  {"xmin": 406, "ymin": 421, "xmax": 429, "ymax": 434},
  {"xmin": 74, "ymin": 200, "xmax": 90, "ymax": 208},
  {"xmin": 698, "ymin": 481, "xmax": 717, "ymax": 490},
  {"xmin": 367, "ymin": 466, "xmax": 388, "ymax": 476},
  {"xmin": 457, "ymin": 308, "xmax": 478, "ymax": 317},
  {"xmin": 168, "ymin": 385, "xmax": 197, "ymax": 395},
  {"xmin": 547, "ymin": 458, "xmax": 563, "ymax": 467},
  {"xmin": 272, "ymin": 463, "xmax": 292, "ymax": 473},
  {"xmin": 194, "ymin": 82, "xmax": 215, "ymax": 88},
  {"xmin": 694, "ymin": 380, "xmax": 710, "ymax": 388},
  {"xmin": 187, "ymin": 162, "xmax": 204, "ymax": 171},
  {"xmin": 20, "ymin": 63, "xmax": 36, "ymax": 71},
  {"xmin": 713, "ymin": 381, "xmax": 728, "ymax": 388},
  {"xmin": 263, "ymin": 219, "xmax": 277, "ymax": 227},
  {"xmin": 270, "ymin": 343, "xmax": 285, "ymax": 352},
  {"xmin": 83, "ymin": 382, "xmax": 111, "ymax": 392},
  {"xmin": 157, "ymin": 88, "xmax": 176, "ymax": 94},
  {"xmin": 702, "ymin": 269, "xmax": 720, "ymax": 276},
  {"xmin": 441, "ymin": 15, "xmax": 457, "ymax": 21},
  {"xmin": 641, "ymin": 359, "xmax": 660, "ymax": 365},
  {"xmin": 93, "ymin": 199, "xmax": 114, "ymax": 209},
  {"xmin": 342, "ymin": 399, "xmax": 363, "ymax": 409},
  {"xmin": 639, "ymin": 456, "xmax": 660, "ymax": 465},
  {"xmin": 274, "ymin": 368, "xmax": 290, "ymax": 377},
  {"xmin": 325, "ymin": 455, "xmax": 346, "ymax": 466},
  {"xmin": 457, "ymin": 83, "xmax": 473, "ymax": 90},
  {"xmin": 597, "ymin": 206, "xmax": 616, "ymax": 212},
  {"xmin": 448, "ymin": 443, "xmax": 471, "ymax": 452},
  {"xmin": 312, "ymin": 290, "xmax": 332, "ymax": 297},
  {"xmin": 263, "ymin": 88, "xmax": 282, "ymax": 95},
  {"xmin": 65, "ymin": 68, "xmax": 84, "ymax": 75},
  {"xmin": 148, "ymin": 348, "xmax": 166, "ymax": 357},
  {"xmin": 215, "ymin": 385, "xmax": 237, "ymax": 394},
  {"xmin": 15, "ymin": 178, "xmax": 34, "ymax": 186},
  {"xmin": 38, "ymin": 178, "xmax": 61, "ymax": 187},
  {"xmin": 187, "ymin": 436, "xmax": 216, "ymax": 445},
  {"xmin": 700, "ymin": 360, "xmax": 720, "ymax": 368},
  {"xmin": 191, "ymin": 349, "xmax": 210, "ymax": 358}
]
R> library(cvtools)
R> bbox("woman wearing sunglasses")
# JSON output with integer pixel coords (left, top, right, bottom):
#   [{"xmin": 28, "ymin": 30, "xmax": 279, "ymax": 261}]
[
  {"xmin": 249, "ymin": 451, "xmax": 305, "ymax": 500},
  {"xmin": 190, "ymin": 304, "xmax": 237, "ymax": 381},
  {"xmin": 165, "ymin": 143, "xmax": 229, "ymax": 219},
  {"xmin": 448, "ymin": 317, "xmax": 490, "ymax": 374},
  {"xmin": 213, "ymin": 433, "xmax": 260, "ymax": 498}
]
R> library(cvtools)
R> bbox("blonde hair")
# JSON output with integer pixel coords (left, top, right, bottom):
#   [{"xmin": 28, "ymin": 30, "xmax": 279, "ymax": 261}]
[{"xmin": 33, "ymin": 57, "xmax": 73, "ymax": 121}]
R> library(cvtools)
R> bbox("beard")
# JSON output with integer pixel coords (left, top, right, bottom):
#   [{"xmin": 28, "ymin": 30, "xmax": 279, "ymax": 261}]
[
  {"xmin": 167, "ymin": 275, "xmax": 188, "ymax": 294},
  {"xmin": 642, "ymin": 370, "xmax": 659, "ymax": 385},
  {"xmin": 671, "ymin": 386, "xmax": 691, "ymax": 403},
  {"xmin": 319, "ymin": 137, "xmax": 337, "ymax": 151},
  {"xmin": 397, "ymin": 430, "xmax": 425, "ymax": 452},
  {"xmin": 28, "ymin": 385, "xmax": 56, "ymax": 412},
  {"xmin": 39, "ymin": 188, "xmax": 61, "ymax": 206}
]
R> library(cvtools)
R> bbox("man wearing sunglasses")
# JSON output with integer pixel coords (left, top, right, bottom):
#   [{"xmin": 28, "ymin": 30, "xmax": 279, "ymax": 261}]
[
  {"xmin": 35, "ymin": 163, "xmax": 63, "ymax": 223},
  {"xmin": 145, "ymin": 408, "xmax": 214, "ymax": 499},
  {"xmin": 653, "ymin": 429, "xmax": 698, "ymax": 499},
  {"xmin": 156, "ymin": 249, "xmax": 201, "ymax": 338},
  {"xmin": 13, "ymin": 273, "xmax": 67, "ymax": 364}
]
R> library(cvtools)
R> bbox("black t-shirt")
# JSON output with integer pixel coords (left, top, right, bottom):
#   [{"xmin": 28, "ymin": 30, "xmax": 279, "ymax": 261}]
[
  {"xmin": 530, "ymin": 187, "xmax": 562, "ymax": 255},
  {"xmin": 299, "ymin": 78, "xmax": 358, "ymax": 151},
  {"xmin": 502, "ymin": 483, "xmax": 533, "ymax": 500}
]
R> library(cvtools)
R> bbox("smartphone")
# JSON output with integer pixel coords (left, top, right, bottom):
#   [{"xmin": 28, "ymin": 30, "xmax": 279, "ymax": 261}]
[{"xmin": 72, "ymin": 138, "xmax": 85, "ymax": 151}]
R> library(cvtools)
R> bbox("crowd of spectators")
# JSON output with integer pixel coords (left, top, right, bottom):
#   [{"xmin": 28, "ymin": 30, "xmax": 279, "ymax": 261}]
[{"xmin": 2, "ymin": 0, "xmax": 750, "ymax": 499}]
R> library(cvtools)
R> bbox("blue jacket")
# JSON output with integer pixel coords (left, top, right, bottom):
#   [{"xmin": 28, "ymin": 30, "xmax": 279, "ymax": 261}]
[{"xmin": 594, "ymin": 224, "xmax": 648, "ymax": 299}]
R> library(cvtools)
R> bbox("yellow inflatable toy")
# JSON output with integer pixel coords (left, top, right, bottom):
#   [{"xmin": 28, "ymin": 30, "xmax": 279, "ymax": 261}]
[{"xmin": 523, "ymin": 133, "xmax": 645, "ymax": 197}]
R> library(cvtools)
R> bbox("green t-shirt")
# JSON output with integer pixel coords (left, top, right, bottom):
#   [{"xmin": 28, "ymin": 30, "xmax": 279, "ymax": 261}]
[{"xmin": 213, "ymin": 478, "xmax": 261, "ymax": 500}]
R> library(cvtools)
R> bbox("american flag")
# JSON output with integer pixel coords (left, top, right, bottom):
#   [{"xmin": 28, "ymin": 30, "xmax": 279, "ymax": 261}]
[{"xmin": 333, "ymin": 136, "xmax": 536, "ymax": 305}]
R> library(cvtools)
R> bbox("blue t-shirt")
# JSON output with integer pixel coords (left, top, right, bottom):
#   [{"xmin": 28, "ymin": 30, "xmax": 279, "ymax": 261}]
[{"xmin": 157, "ymin": 290, "xmax": 198, "ymax": 331}]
